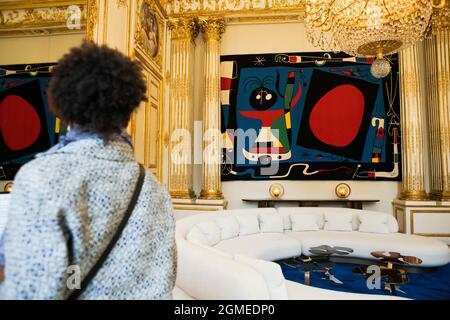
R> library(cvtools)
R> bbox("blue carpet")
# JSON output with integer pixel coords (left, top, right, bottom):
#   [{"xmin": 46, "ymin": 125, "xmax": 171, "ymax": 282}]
[{"xmin": 280, "ymin": 261, "xmax": 450, "ymax": 300}]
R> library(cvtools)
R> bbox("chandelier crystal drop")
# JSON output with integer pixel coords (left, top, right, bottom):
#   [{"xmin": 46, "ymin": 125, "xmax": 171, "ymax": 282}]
[{"xmin": 370, "ymin": 56, "xmax": 392, "ymax": 79}]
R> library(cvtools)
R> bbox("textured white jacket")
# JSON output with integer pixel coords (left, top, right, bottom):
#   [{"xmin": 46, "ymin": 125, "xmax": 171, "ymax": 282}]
[{"xmin": 0, "ymin": 137, "xmax": 176, "ymax": 299}]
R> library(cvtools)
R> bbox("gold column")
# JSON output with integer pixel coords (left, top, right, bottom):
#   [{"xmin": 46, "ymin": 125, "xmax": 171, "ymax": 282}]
[
  {"xmin": 199, "ymin": 16, "xmax": 226, "ymax": 200},
  {"xmin": 167, "ymin": 17, "xmax": 197, "ymax": 199},
  {"xmin": 424, "ymin": 4, "xmax": 450, "ymax": 201},
  {"xmin": 398, "ymin": 44, "xmax": 428, "ymax": 200}
]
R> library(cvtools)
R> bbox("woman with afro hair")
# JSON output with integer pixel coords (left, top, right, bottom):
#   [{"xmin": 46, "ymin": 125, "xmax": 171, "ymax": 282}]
[{"xmin": 0, "ymin": 41, "xmax": 176, "ymax": 299}]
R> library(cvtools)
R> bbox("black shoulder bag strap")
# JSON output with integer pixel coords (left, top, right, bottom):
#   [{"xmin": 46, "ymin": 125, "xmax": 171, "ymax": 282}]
[{"xmin": 66, "ymin": 164, "xmax": 146, "ymax": 300}]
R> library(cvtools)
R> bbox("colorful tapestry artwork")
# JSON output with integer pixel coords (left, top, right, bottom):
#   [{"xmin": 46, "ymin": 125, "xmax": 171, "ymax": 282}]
[
  {"xmin": 0, "ymin": 63, "xmax": 61, "ymax": 180},
  {"xmin": 220, "ymin": 52, "xmax": 401, "ymax": 181}
]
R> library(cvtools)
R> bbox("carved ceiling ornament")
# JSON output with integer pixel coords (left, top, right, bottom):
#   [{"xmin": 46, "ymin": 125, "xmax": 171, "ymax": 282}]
[{"xmin": 0, "ymin": 1, "xmax": 87, "ymax": 37}]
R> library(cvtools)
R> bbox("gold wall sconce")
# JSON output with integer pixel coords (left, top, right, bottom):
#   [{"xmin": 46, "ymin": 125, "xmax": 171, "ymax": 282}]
[
  {"xmin": 269, "ymin": 183, "xmax": 284, "ymax": 198},
  {"xmin": 3, "ymin": 182, "xmax": 13, "ymax": 193},
  {"xmin": 335, "ymin": 183, "xmax": 351, "ymax": 199}
]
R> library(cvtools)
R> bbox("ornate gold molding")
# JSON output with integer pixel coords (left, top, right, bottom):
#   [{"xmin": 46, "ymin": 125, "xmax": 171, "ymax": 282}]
[
  {"xmin": 431, "ymin": 0, "xmax": 450, "ymax": 32},
  {"xmin": 0, "ymin": 0, "xmax": 87, "ymax": 37},
  {"xmin": 168, "ymin": 16, "xmax": 198, "ymax": 41},
  {"xmin": 86, "ymin": 0, "xmax": 97, "ymax": 41},
  {"xmin": 166, "ymin": 0, "xmax": 304, "ymax": 16},
  {"xmin": 410, "ymin": 210, "xmax": 450, "ymax": 237},
  {"xmin": 199, "ymin": 15, "xmax": 225, "ymax": 41},
  {"xmin": 116, "ymin": 0, "xmax": 127, "ymax": 8},
  {"xmin": 200, "ymin": 189, "xmax": 224, "ymax": 200}
]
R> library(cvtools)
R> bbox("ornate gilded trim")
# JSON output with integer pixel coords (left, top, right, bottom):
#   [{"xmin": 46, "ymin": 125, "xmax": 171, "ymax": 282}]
[
  {"xmin": 116, "ymin": 0, "xmax": 127, "ymax": 8},
  {"xmin": 85, "ymin": 0, "xmax": 97, "ymax": 41},
  {"xmin": 431, "ymin": 0, "xmax": 450, "ymax": 32},
  {"xmin": 0, "ymin": 0, "xmax": 87, "ymax": 37},
  {"xmin": 410, "ymin": 210, "xmax": 450, "ymax": 236},
  {"xmin": 166, "ymin": 0, "xmax": 305, "ymax": 16}
]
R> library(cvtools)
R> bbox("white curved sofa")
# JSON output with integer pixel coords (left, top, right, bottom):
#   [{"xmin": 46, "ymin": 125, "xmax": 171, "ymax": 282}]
[{"xmin": 174, "ymin": 207, "xmax": 450, "ymax": 300}]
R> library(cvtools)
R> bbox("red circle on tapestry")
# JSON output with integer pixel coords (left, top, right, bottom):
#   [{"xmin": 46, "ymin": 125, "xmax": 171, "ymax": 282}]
[
  {"xmin": 309, "ymin": 84, "xmax": 364, "ymax": 147},
  {"xmin": 0, "ymin": 95, "xmax": 41, "ymax": 150}
]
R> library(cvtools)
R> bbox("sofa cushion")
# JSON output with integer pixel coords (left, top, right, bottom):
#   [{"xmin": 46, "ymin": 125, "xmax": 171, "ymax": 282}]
[
  {"xmin": 225, "ymin": 208, "xmax": 277, "ymax": 216},
  {"xmin": 215, "ymin": 233, "xmax": 302, "ymax": 261},
  {"xmin": 358, "ymin": 213, "xmax": 390, "ymax": 234},
  {"xmin": 324, "ymin": 212, "xmax": 353, "ymax": 231},
  {"xmin": 290, "ymin": 213, "xmax": 320, "ymax": 231},
  {"xmin": 358, "ymin": 212, "xmax": 399, "ymax": 233},
  {"xmin": 215, "ymin": 216, "xmax": 240, "ymax": 240},
  {"xmin": 280, "ymin": 211, "xmax": 292, "ymax": 230},
  {"xmin": 277, "ymin": 207, "xmax": 325, "ymax": 230},
  {"xmin": 193, "ymin": 221, "xmax": 221, "ymax": 246},
  {"xmin": 259, "ymin": 213, "xmax": 284, "ymax": 233},
  {"xmin": 236, "ymin": 214, "xmax": 260, "ymax": 236},
  {"xmin": 235, "ymin": 255, "xmax": 288, "ymax": 300},
  {"xmin": 285, "ymin": 230, "xmax": 450, "ymax": 267},
  {"xmin": 186, "ymin": 226, "xmax": 211, "ymax": 246}
]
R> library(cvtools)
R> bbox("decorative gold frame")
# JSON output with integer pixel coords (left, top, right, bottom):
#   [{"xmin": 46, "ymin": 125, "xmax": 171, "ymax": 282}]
[
  {"xmin": 134, "ymin": 0, "xmax": 164, "ymax": 68},
  {"xmin": 410, "ymin": 210, "xmax": 450, "ymax": 237}
]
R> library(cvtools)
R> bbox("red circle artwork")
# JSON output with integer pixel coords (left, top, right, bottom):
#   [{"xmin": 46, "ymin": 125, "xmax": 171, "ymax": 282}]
[
  {"xmin": 0, "ymin": 95, "xmax": 41, "ymax": 151},
  {"xmin": 309, "ymin": 84, "xmax": 364, "ymax": 147}
]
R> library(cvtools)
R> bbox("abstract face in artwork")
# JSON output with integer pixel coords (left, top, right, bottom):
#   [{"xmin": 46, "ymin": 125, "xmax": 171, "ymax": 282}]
[
  {"xmin": 245, "ymin": 77, "xmax": 278, "ymax": 111},
  {"xmin": 140, "ymin": 2, "xmax": 159, "ymax": 58}
]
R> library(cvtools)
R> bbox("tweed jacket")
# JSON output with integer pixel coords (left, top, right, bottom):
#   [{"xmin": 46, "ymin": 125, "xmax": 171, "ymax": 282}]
[{"xmin": 0, "ymin": 137, "xmax": 176, "ymax": 299}]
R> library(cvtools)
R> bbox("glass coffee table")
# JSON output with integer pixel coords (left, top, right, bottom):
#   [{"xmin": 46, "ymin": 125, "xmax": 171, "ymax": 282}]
[
  {"xmin": 352, "ymin": 251, "xmax": 423, "ymax": 295},
  {"xmin": 288, "ymin": 245, "xmax": 354, "ymax": 285}
]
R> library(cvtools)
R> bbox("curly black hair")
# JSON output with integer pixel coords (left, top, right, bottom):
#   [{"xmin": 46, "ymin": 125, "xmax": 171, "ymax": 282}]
[{"xmin": 48, "ymin": 41, "xmax": 147, "ymax": 137}]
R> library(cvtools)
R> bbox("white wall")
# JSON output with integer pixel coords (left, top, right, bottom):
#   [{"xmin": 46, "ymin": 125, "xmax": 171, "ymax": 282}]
[
  {"xmin": 205, "ymin": 21, "xmax": 400, "ymax": 214},
  {"xmin": 0, "ymin": 33, "xmax": 84, "ymax": 65}
]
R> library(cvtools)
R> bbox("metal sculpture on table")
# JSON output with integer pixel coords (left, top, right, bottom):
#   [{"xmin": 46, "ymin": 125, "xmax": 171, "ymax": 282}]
[
  {"xmin": 353, "ymin": 251, "xmax": 423, "ymax": 295},
  {"xmin": 286, "ymin": 245, "xmax": 354, "ymax": 285}
]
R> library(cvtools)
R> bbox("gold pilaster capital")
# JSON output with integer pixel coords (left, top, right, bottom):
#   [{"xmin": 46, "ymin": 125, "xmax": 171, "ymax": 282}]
[
  {"xmin": 199, "ymin": 15, "xmax": 226, "ymax": 41},
  {"xmin": 431, "ymin": 1, "xmax": 450, "ymax": 32},
  {"xmin": 168, "ymin": 16, "xmax": 198, "ymax": 41}
]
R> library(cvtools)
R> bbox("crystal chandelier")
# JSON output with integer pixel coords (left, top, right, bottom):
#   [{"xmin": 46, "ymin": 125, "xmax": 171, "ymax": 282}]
[{"xmin": 305, "ymin": 0, "xmax": 444, "ymax": 78}]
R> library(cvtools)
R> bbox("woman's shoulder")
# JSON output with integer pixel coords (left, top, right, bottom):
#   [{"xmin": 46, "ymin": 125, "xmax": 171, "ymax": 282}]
[{"xmin": 12, "ymin": 152, "xmax": 80, "ymax": 195}]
